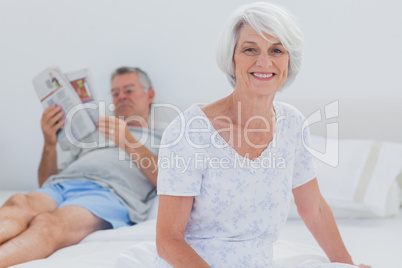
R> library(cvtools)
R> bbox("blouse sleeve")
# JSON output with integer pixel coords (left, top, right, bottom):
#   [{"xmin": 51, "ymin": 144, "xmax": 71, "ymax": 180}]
[
  {"xmin": 292, "ymin": 113, "xmax": 317, "ymax": 189},
  {"xmin": 157, "ymin": 115, "xmax": 206, "ymax": 196}
]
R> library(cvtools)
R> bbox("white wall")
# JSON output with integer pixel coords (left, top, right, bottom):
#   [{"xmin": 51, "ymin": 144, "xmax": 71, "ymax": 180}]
[{"xmin": 0, "ymin": 0, "xmax": 401, "ymax": 191}]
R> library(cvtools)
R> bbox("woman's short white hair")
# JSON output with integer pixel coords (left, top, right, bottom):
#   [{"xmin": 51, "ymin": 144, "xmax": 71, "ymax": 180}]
[{"xmin": 216, "ymin": 2, "xmax": 304, "ymax": 89}]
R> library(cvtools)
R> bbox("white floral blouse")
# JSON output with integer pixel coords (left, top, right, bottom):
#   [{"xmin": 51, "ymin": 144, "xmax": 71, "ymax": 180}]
[{"xmin": 156, "ymin": 102, "xmax": 353, "ymax": 268}]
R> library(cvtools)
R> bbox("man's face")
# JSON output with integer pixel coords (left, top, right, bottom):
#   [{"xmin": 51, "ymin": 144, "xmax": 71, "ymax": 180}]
[{"xmin": 111, "ymin": 73, "xmax": 154, "ymax": 123}]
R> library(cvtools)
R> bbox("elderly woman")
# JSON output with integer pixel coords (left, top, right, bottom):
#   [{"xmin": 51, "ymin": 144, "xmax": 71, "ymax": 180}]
[{"xmin": 155, "ymin": 2, "xmax": 369, "ymax": 268}]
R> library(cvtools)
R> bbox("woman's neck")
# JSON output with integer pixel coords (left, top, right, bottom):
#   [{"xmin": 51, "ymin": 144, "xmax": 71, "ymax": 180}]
[{"xmin": 228, "ymin": 90, "xmax": 276, "ymax": 128}]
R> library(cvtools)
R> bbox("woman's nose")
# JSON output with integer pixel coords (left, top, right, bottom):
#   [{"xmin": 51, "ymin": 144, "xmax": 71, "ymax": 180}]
[{"xmin": 256, "ymin": 53, "xmax": 273, "ymax": 68}]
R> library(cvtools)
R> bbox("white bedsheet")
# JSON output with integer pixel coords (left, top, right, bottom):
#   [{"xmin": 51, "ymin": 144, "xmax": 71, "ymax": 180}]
[
  {"xmin": 280, "ymin": 212, "xmax": 402, "ymax": 268},
  {"xmin": 9, "ymin": 210, "xmax": 402, "ymax": 268},
  {"xmin": 10, "ymin": 219, "xmax": 333, "ymax": 268},
  {"xmin": 2, "ymin": 189, "xmax": 401, "ymax": 268},
  {"xmin": 10, "ymin": 220, "xmax": 157, "ymax": 268}
]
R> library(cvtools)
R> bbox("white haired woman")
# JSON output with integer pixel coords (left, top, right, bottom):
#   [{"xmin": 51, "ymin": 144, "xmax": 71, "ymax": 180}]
[{"xmin": 155, "ymin": 2, "xmax": 370, "ymax": 267}]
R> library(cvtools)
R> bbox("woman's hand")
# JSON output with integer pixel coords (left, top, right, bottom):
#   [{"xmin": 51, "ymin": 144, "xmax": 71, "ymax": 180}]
[
  {"xmin": 97, "ymin": 116, "xmax": 136, "ymax": 149},
  {"xmin": 156, "ymin": 195, "xmax": 211, "ymax": 267}
]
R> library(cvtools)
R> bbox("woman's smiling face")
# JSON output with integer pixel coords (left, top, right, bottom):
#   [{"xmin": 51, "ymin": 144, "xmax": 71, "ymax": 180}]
[{"xmin": 233, "ymin": 23, "xmax": 289, "ymax": 95}]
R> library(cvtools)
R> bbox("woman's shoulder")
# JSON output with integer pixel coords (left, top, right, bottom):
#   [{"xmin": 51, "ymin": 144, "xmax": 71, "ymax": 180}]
[
  {"xmin": 161, "ymin": 103, "xmax": 210, "ymax": 142},
  {"xmin": 166, "ymin": 103, "xmax": 207, "ymax": 128}
]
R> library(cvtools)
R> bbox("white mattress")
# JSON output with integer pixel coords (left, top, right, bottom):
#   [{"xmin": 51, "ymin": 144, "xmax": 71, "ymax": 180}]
[{"xmin": 5, "ymin": 208, "xmax": 400, "ymax": 268}]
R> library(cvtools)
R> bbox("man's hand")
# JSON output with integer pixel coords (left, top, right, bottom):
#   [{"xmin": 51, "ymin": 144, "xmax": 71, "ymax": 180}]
[
  {"xmin": 97, "ymin": 116, "xmax": 138, "ymax": 149},
  {"xmin": 97, "ymin": 116, "xmax": 158, "ymax": 187},
  {"xmin": 41, "ymin": 105, "xmax": 65, "ymax": 147}
]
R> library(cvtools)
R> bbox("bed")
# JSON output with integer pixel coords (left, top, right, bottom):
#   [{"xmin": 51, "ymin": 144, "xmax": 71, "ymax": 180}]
[
  {"xmin": 3, "ymin": 98, "xmax": 402, "ymax": 268},
  {"xmin": 4, "ymin": 200, "xmax": 402, "ymax": 268},
  {"xmin": 3, "ymin": 208, "xmax": 402, "ymax": 268}
]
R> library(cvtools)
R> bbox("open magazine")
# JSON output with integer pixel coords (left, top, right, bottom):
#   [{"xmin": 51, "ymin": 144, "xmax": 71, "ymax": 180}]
[{"xmin": 32, "ymin": 66, "xmax": 99, "ymax": 150}]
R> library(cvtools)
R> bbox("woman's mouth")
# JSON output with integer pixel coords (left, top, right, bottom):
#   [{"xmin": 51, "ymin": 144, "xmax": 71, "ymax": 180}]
[{"xmin": 251, "ymin": 72, "xmax": 275, "ymax": 80}]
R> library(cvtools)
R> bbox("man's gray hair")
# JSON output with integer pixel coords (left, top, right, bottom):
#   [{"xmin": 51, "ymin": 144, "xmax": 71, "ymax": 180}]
[
  {"xmin": 216, "ymin": 2, "xmax": 304, "ymax": 90},
  {"xmin": 111, "ymin": 67, "xmax": 153, "ymax": 91}
]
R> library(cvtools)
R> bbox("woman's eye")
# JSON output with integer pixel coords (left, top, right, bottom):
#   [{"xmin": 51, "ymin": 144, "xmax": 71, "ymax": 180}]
[
  {"xmin": 272, "ymin": 48, "xmax": 283, "ymax": 54},
  {"xmin": 244, "ymin": 48, "xmax": 257, "ymax": 54}
]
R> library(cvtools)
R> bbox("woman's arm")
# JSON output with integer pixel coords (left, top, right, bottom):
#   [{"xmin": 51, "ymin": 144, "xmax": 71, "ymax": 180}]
[
  {"xmin": 156, "ymin": 195, "xmax": 210, "ymax": 268},
  {"xmin": 292, "ymin": 178, "xmax": 354, "ymax": 264}
]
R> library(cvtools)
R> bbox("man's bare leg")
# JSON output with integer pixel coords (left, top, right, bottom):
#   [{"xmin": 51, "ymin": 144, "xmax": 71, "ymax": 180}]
[
  {"xmin": 0, "ymin": 205, "xmax": 111, "ymax": 268},
  {"xmin": 0, "ymin": 192, "xmax": 58, "ymax": 244}
]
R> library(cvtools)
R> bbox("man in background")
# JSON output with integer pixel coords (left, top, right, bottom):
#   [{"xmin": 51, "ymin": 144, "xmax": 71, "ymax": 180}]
[{"xmin": 0, "ymin": 67, "xmax": 161, "ymax": 267}]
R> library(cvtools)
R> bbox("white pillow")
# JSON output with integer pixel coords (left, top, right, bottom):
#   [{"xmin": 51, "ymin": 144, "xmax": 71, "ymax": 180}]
[
  {"xmin": 289, "ymin": 136, "xmax": 402, "ymax": 219},
  {"xmin": 397, "ymin": 172, "xmax": 402, "ymax": 206},
  {"xmin": 288, "ymin": 182, "xmax": 401, "ymax": 219}
]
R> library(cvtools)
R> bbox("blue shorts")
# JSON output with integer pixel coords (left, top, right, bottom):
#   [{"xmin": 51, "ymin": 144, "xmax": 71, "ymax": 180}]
[{"xmin": 34, "ymin": 180, "xmax": 131, "ymax": 229}]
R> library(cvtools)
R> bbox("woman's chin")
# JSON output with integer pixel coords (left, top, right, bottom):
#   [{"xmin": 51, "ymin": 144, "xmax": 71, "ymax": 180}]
[{"xmin": 247, "ymin": 85, "xmax": 279, "ymax": 97}]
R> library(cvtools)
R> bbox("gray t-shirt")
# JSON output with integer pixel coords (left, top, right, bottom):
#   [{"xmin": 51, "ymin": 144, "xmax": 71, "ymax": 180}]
[{"xmin": 44, "ymin": 126, "xmax": 162, "ymax": 224}]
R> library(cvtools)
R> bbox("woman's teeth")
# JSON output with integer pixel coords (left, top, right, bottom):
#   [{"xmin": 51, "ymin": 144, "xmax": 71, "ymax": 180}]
[{"xmin": 253, "ymin": 73, "xmax": 274, "ymax": 78}]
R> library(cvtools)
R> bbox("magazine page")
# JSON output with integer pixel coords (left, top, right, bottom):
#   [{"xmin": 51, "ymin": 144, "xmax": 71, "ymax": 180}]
[
  {"xmin": 32, "ymin": 66, "xmax": 96, "ymax": 150},
  {"xmin": 64, "ymin": 68, "xmax": 99, "ymax": 123},
  {"xmin": 64, "ymin": 68, "xmax": 98, "ymax": 103}
]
